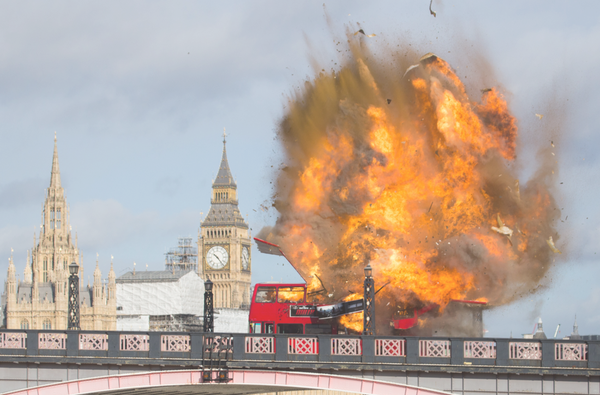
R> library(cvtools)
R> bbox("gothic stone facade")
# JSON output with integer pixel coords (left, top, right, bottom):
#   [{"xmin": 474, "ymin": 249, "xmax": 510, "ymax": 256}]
[
  {"xmin": 2, "ymin": 136, "xmax": 116, "ymax": 330},
  {"xmin": 197, "ymin": 136, "xmax": 252, "ymax": 309}
]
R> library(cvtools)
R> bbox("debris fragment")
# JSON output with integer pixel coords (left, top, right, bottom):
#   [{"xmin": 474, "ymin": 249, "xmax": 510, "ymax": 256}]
[
  {"xmin": 403, "ymin": 64, "xmax": 420, "ymax": 77},
  {"xmin": 481, "ymin": 88, "xmax": 492, "ymax": 93},
  {"xmin": 491, "ymin": 213, "xmax": 513, "ymax": 244},
  {"xmin": 546, "ymin": 236, "xmax": 561, "ymax": 254},
  {"xmin": 429, "ymin": 0, "xmax": 436, "ymax": 17},
  {"xmin": 387, "ymin": 99, "xmax": 392, "ymax": 104},
  {"xmin": 353, "ymin": 29, "xmax": 376, "ymax": 38},
  {"xmin": 427, "ymin": 201, "xmax": 433, "ymax": 213},
  {"xmin": 536, "ymin": 113, "xmax": 543, "ymax": 120},
  {"xmin": 551, "ymin": 140, "xmax": 555, "ymax": 147}
]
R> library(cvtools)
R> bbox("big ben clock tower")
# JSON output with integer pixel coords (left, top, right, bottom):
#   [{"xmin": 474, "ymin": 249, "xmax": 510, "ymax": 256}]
[{"xmin": 198, "ymin": 133, "xmax": 251, "ymax": 309}]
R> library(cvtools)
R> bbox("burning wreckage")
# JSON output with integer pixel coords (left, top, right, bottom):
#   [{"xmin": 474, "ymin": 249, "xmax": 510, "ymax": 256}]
[
  {"xmin": 253, "ymin": 237, "xmax": 487, "ymax": 336},
  {"xmin": 255, "ymin": 47, "xmax": 561, "ymax": 336}
]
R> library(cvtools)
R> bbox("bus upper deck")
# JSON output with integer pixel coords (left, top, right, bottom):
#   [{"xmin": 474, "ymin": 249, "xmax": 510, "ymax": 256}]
[{"xmin": 249, "ymin": 283, "xmax": 338, "ymax": 335}]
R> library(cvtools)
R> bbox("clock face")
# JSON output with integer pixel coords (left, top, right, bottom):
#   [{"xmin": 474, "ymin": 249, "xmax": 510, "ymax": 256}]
[
  {"xmin": 242, "ymin": 247, "xmax": 249, "ymax": 270},
  {"xmin": 206, "ymin": 246, "xmax": 229, "ymax": 270}
]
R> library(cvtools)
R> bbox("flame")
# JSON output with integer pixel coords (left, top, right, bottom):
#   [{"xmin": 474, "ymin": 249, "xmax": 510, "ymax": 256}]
[
  {"xmin": 339, "ymin": 311, "xmax": 363, "ymax": 332},
  {"xmin": 263, "ymin": 36, "xmax": 560, "ymax": 333},
  {"xmin": 339, "ymin": 293, "xmax": 363, "ymax": 332}
]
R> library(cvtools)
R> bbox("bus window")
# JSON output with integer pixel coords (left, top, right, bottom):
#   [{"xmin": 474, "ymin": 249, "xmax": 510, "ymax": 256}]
[
  {"xmin": 305, "ymin": 324, "xmax": 334, "ymax": 334},
  {"xmin": 255, "ymin": 287, "xmax": 276, "ymax": 303},
  {"xmin": 277, "ymin": 324, "xmax": 304, "ymax": 334},
  {"xmin": 250, "ymin": 322, "xmax": 274, "ymax": 333},
  {"xmin": 277, "ymin": 286, "xmax": 305, "ymax": 303}
]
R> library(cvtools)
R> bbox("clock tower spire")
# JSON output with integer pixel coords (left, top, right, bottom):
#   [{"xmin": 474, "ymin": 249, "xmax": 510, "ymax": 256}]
[{"xmin": 198, "ymin": 132, "xmax": 251, "ymax": 309}]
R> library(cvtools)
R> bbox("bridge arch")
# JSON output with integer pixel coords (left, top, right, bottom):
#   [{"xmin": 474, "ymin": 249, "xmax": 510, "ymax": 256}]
[{"xmin": 4, "ymin": 369, "xmax": 451, "ymax": 395}]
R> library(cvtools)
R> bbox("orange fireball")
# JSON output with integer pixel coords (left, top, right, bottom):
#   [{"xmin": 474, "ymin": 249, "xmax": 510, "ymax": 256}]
[{"xmin": 261, "ymin": 36, "xmax": 560, "ymax": 333}]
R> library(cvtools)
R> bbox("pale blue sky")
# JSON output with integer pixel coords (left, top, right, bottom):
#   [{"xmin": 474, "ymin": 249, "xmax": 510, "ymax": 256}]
[{"xmin": 0, "ymin": 1, "xmax": 599, "ymax": 338}]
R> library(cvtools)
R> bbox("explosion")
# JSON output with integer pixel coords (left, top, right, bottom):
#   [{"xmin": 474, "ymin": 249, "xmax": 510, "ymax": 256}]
[{"xmin": 260, "ymin": 32, "xmax": 561, "ymax": 334}]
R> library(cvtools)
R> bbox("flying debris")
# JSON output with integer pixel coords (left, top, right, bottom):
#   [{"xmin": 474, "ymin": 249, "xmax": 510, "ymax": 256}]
[
  {"xmin": 420, "ymin": 52, "xmax": 437, "ymax": 62},
  {"xmin": 551, "ymin": 140, "xmax": 555, "ymax": 147},
  {"xmin": 429, "ymin": 0, "xmax": 436, "ymax": 17},
  {"xmin": 403, "ymin": 53, "xmax": 438, "ymax": 77},
  {"xmin": 387, "ymin": 99, "xmax": 392, "ymax": 104},
  {"xmin": 491, "ymin": 214, "xmax": 513, "ymax": 244},
  {"xmin": 354, "ymin": 29, "xmax": 376, "ymax": 37},
  {"xmin": 546, "ymin": 236, "xmax": 562, "ymax": 254},
  {"xmin": 481, "ymin": 88, "xmax": 492, "ymax": 93},
  {"xmin": 403, "ymin": 64, "xmax": 420, "ymax": 77},
  {"xmin": 536, "ymin": 113, "xmax": 544, "ymax": 120}
]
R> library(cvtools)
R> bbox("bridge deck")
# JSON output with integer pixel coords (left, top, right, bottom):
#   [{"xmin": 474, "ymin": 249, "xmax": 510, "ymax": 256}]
[{"xmin": 1, "ymin": 330, "xmax": 599, "ymax": 394}]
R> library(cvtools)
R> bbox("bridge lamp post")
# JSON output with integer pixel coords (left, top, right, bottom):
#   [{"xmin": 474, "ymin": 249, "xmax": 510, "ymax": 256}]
[
  {"xmin": 68, "ymin": 262, "xmax": 80, "ymax": 330},
  {"xmin": 363, "ymin": 263, "xmax": 375, "ymax": 336},
  {"xmin": 204, "ymin": 278, "xmax": 214, "ymax": 333}
]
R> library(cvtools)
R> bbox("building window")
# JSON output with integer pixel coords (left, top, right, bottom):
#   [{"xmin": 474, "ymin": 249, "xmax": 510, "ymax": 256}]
[
  {"xmin": 56, "ymin": 209, "xmax": 61, "ymax": 229},
  {"xmin": 43, "ymin": 259, "xmax": 48, "ymax": 282},
  {"xmin": 20, "ymin": 320, "xmax": 29, "ymax": 329},
  {"xmin": 42, "ymin": 319, "xmax": 52, "ymax": 330}
]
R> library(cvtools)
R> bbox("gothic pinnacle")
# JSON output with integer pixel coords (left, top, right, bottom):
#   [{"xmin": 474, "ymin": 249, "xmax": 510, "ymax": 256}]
[{"xmin": 50, "ymin": 132, "xmax": 62, "ymax": 189}]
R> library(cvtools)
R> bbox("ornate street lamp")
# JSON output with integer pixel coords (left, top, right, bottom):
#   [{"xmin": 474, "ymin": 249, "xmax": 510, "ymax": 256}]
[
  {"xmin": 363, "ymin": 263, "xmax": 375, "ymax": 336},
  {"xmin": 68, "ymin": 262, "xmax": 80, "ymax": 330},
  {"xmin": 203, "ymin": 278, "xmax": 214, "ymax": 332}
]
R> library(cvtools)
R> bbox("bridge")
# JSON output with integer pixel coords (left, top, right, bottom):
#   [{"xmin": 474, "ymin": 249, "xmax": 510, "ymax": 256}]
[{"xmin": 0, "ymin": 330, "xmax": 598, "ymax": 394}]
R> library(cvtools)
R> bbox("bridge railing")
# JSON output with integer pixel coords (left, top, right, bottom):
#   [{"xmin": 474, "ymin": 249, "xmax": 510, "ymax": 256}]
[{"xmin": 0, "ymin": 330, "xmax": 598, "ymax": 369}]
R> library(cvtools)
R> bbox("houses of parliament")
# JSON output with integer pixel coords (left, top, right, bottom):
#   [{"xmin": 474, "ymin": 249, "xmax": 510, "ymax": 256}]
[{"xmin": 1, "ymin": 133, "xmax": 252, "ymax": 330}]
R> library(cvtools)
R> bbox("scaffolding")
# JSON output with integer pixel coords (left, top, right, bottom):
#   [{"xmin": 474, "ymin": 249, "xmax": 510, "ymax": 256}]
[{"xmin": 165, "ymin": 237, "xmax": 198, "ymax": 272}]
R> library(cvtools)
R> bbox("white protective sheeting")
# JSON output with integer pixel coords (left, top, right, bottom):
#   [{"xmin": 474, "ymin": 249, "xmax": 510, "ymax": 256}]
[
  {"xmin": 215, "ymin": 308, "xmax": 249, "ymax": 333},
  {"xmin": 116, "ymin": 271, "xmax": 204, "ymax": 317},
  {"xmin": 117, "ymin": 315, "xmax": 150, "ymax": 331}
]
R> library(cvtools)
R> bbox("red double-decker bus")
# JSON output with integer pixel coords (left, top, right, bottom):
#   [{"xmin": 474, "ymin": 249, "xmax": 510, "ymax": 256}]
[{"xmin": 249, "ymin": 282, "xmax": 340, "ymax": 335}]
